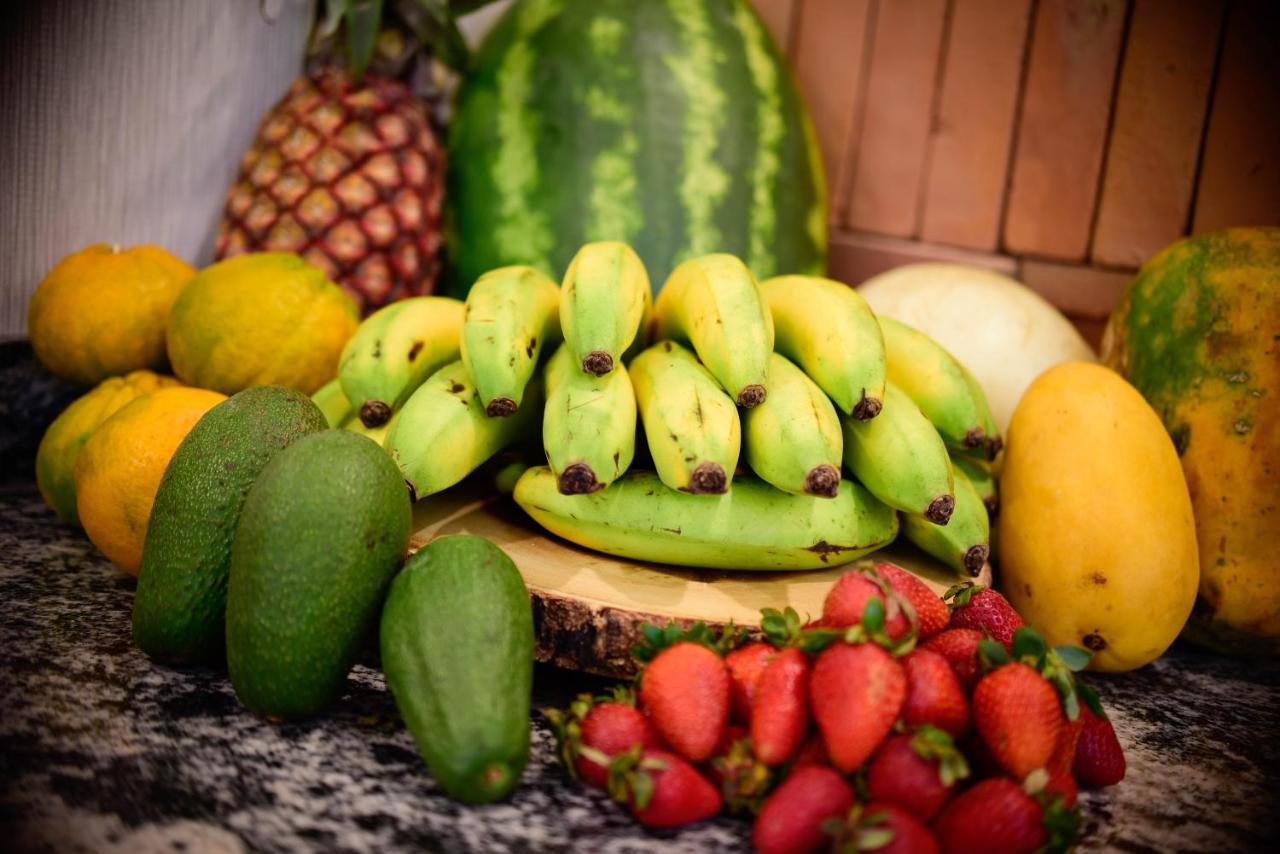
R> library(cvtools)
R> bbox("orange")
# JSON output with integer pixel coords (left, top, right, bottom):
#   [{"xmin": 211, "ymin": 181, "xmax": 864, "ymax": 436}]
[
  {"xmin": 28, "ymin": 244, "xmax": 196, "ymax": 384},
  {"xmin": 74, "ymin": 387, "xmax": 226, "ymax": 575}
]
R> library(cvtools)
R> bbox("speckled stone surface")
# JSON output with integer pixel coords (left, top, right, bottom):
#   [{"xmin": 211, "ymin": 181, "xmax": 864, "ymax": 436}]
[{"xmin": 1, "ymin": 481, "xmax": 1278, "ymax": 853}]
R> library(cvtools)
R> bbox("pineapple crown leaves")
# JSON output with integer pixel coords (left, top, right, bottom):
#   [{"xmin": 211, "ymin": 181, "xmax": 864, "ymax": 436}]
[
  {"xmin": 631, "ymin": 620, "xmax": 748, "ymax": 665},
  {"xmin": 316, "ymin": 0, "xmax": 500, "ymax": 80},
  {"xmin": 825, "ymin": 804, "xmax": 899, "ymax": 853},
  {"xmin": 542, "ymin": 686, "xmax": 639, "ymax": 778},
  {"xmin": 709, "ymin": 735, "xmax": 774, "ymax": 815},
  {"xmin": 908, "ymin": 724, "xmax": 971, "ymax": 787},
  {"xmin": 978, "ymin": 627, "xmax": 1103, "ymax": 721}
]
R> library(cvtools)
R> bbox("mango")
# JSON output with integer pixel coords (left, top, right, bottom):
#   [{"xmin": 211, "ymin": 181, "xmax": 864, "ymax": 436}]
[{"xmin": 998, "ymin": 362, "xmax": 1198, "ymax": 671}]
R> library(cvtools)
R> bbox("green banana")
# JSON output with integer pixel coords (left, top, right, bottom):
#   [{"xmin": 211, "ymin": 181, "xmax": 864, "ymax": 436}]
[
  {"xmin": 652, "ymin": 254, "xmax": 774, "ymax": 407},
  {"xmin": 879, "ymin": 316, "xmax": 998, "ymax": 457},
  {"xmin": 342, "ymin": 412, "xmax": 391, "ymax": 448},
  {"xmin": 560, "ymin": 241, "xmax": 651, "ymax": 376},
  {"xmin": 385, "ymin": 360, "xmax": 542, "ymax": 501},
  {"xmin": 967, "ymin": 369, "xmax": 1003, "ymax": 459},
  {"xmin": 742, "ymin": 353, "xmax": 843, "ymax": 497},
  {"xmin": 901, "ymin": 464, "xmax": 990, "ymax": 577},
  {"xmin": 514, "ymin": 467, "xmax": 898, "ymax": 571},
  {"xmin": 630, "ymin": 341, "xmax": 740, "ymax": 495},
  {"xmin": 310, "ymin": 377, "xmax": 352, "ymax": 427},
  {"xmin": 542, "ymin": 343, "xmax": 636, "ymax": 494},
  {"xmin": 761, "ymin": 275, "xmax": 885, "ymax": 419},
  {"xmin": 949, "ymin": 452, "xmax": 998, "ymax": 519},
  {"xmin": 461, "ymin": 265, "xmax": 561, "ymax": 417},
  {"xmin": 338, "ymin": 296, "xmax": 466, "ymax": 427},
  {"xmin": 842, "ymin": 382, "xmax": 955, "ymax": 523}
]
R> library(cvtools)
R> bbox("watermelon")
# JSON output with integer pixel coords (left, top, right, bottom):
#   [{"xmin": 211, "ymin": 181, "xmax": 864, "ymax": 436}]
[
  {"xmin": 447, "ymin": 0, "xmax": 827, "ymax": 293},
  {"xmin": 1101, "ymin": 228, "xmax": 1280, "ymax": 655}
]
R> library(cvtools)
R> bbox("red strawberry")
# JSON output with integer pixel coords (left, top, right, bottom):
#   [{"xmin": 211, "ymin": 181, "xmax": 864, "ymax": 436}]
[
  {"xmin": 946, "ymin": 585, "xmax": 1023, "ymax": 651},
  {"xmin": 810, "ymin": 642, "xmax": 907, "ymax": 772},
  {"xmin": 792, "ymin": 731, "xmax": 830, "ymax": 769},
  {"xmin": 834, "ymin": 802, "xmax": 941, "ymax": 854},
  {"xmin": 725, "ymin": 642, "xmax": 774, "ymax": 724},
  {"xmin": 639, "ymin": 641, "xmax": 731, "ymax": 762},
  {"xmin": 822, "ymin": 571, "xmax": 911, "ymax": 638},
  {"xmin": 1043, "ymin": 714, "xmax": 1083, "ymax": 805},
  {"xmin": 752, "ymin": 765, "xmax": 855, "ymax": 854},
  {"xmin": 922, "ymin": 628, "xmax": 985, "ymax": 691},
  {"xmin": 707, "ymin": 725, "xmax": 771, "ymax": 813},
  {"xmin": 1044, "ymin": 767, "xmax": 1078, "ymax": 808},
  {"xmin": 547, "ymin": 690, "xmax": 663, "ymax": 788},
  {"xmin": 972, "ymin": 663, "xmax": 1062, "ymax": 778},
  {"xmin": 932, "ymin": 778, "xmax": 1048, "ymax": 854},
  {"xmin": 866, "ymin": 729, "xmax": 967, "ymax": 822},
  {"xmin": 1074, "ymin": 705, "xmax": 1126, "ymax": 786},
  {"xmin": 612, "ymin": 748, "xmax": 722, "ymax": 828},
  {"xmin": 901, "ymin": 649, "xmax": 969, "ymax": 738},
  {"xmin": 751, "ymin": 646, "xmax": 811, "ymax": 766},
  {"xmin": 878, "ymin": 562, "xmax": 949, "ymax": 639}
]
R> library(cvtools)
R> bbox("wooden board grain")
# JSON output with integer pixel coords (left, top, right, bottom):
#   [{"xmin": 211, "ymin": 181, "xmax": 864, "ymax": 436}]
[
  {"xmin": 828, "ymin": 228, "xmax": 1019, "ymax": 287},
  {"xmin": 846, "ymin": 0, "xmax": 949, "ymax": 237},
  {"xmin": 1192, "ymin": 0, "xmax": 1280, "ymax": 233},
  {"xmin": 919, "ymin": 0, "xmax": 1034, "ymax": 251},
  {"xmin": 1090, "ymin": 0, "xmax": 1224, "ymax": 267},
  {"xmin": 408, "ymin": 479, "xmax": 987, "ymax": 677},
  {"xmin": 1002, "ymin": 0, "xmax": 1128, "ymax": 261}
]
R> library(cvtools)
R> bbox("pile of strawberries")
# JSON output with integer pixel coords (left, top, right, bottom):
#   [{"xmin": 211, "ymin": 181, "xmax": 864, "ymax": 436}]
[{"xmin": 548, "ymin": 562, "xmax": 1126, "ymax": 853}]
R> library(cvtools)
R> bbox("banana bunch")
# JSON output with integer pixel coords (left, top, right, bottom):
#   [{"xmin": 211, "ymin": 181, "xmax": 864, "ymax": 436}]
[{"xmin": 338, "ymin": 296, "xmax": 465, "ymax": 427}]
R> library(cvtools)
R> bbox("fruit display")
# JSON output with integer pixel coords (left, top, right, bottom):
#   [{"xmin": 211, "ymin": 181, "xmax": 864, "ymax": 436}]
[
  {"xmin": 167, "ymin": 253, "xmax": 360, "ymax": 395},
  {"xmin": 999, "ymin": 362, "xmax": 1199, "ymax": 672},
  {"xmin": 447, "ymin": 0, "xmax": 826, "ymax": 293},
  {"xmin": 858, "ymin": 263, "xmax": 1096, "ymax": 434},
  {"xmin": 1101, "ymin": 227, "xmax": 1280, "ymax": 655},
  {"xmin": 542, "ymin": 343, "xmax": 636, "ymax": 494},
  {"xmin": 548, "ymin": 562, "xmax": 1125, "ymax": 848},
  {"xmin": 27, "ymin": 244, "xmax": 195, "ymax": 385}
]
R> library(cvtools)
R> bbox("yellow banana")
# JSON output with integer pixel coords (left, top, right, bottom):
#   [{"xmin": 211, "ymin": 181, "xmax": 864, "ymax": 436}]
[
  {"xmin": 949, "ymin": 452, "xmax": 998, "ymax": 519},
  {"xmin": 742, "ymin": 353, "xmax": 843, "ymax": 497},
  {"xmin": 630, "ymin": 341, "xmax": 740, "ymax": 495},
  {"xmin": 842, "ymin": 382, "xmax": 955, "ymax": 523},
  {"xmin": 338, "ymin": 296, "xmax": 465, "ymax": 427},
  {"xmin": 514, "ymin": 467, "xmax": 898, "ymax": 571},
  {"xmin": 461, "ymin": 265, "xmax": 561, "ymax": 417},
  {"xmin": 310, "ymin": 377, "xmax": 352, "ymax": 427},
  {"xmin": 652, "ymin": 254, "xmax": 774, "ymax": 407},
  {"xmin": 385, "ymin": 360, "xmax": 542, "ymax": 500},
  {"xmin": 560, "ymin": 241, "xmax": 651, "ymax": 376},
  {"xmin": 761, "ymin": 275, "xmax": 885, "ymax": 419},
  {"xmin": 542, "ymin": 343, "xmax": 636, "ymax": 494},
  {"xmin": 879, "ymin": 317, "xmax": 999, "ymax": 457},
  {"xmin": 901, "ymin": 463, "xmax": 991, "ymax": 577}
]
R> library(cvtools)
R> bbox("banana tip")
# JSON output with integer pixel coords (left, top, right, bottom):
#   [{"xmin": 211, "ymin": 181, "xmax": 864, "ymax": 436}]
[
  {"xmin": 926, "ymin": 494, "xmax": 955, "ymax": 525},
  {"xmin": 736, "ymin": 384, "xmax": 767, "ymax": 408},
  {"xmin": 557, "ymin": 464, "xmax": 602, "ymax": 495},
  {"xmin": 582, "ymin": 351, "xmax": 614, "ymax": 376},
  {"xmin": 964, "ymin": 427, "xmax": 986, "ymax": 449},
  {"xmin": 964, "ymin": 545, "xmax": 990, "ymax": 576},
  {"xmin": 985, "ymin": 435, "xmax": 1004, "ymax": 460},
  {"xmin": 983, "ymin": 495, "xmax": 999, "ymax": 519},
  {"xmin": 360, "ymin": 400, "xmax": 392, "ymax": 428},
  {"xmin": 687, "ymin": 462, "xmax": 727, "ymax": 495},
  {"xmin": 804, "ymin": 465, "xmax": 840, "ymax": 498},
  {"xmin": 485, "ymin": 397, "xmax": 518, "ymax": 418},
  {"xmin": 851, "ymin": 395, "xmax": 882, "ymax": 420}
]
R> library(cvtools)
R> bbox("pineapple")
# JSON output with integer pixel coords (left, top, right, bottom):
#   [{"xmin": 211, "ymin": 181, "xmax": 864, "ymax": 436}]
[{"xmin": 216, "ymin": 69, "xmax": 445, "ymax": 312}]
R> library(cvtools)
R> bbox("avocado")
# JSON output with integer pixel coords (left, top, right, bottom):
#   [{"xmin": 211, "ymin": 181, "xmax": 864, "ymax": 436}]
[
  {"xmin": 226, "ymin": 429, "xmax": 411, "ymax": 719},
  {"xmin": 133, "ymin": 386, "xmax": 327, "ymax": 664},
  {"xmin": 380, "ymin": 535, "xmax": 534, "ymax": 803}
]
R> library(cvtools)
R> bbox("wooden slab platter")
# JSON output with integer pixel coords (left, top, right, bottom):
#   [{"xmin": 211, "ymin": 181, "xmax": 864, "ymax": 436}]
[{"xmin": 409, "ymin": 478, "xmax": 991, "ymax": 678}]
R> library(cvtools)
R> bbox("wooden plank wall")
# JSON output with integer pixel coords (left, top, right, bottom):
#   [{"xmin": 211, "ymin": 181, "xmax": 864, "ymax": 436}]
[{"xmin": 753, "ymin": 0, "xmax": 1280, "ymax": 346}]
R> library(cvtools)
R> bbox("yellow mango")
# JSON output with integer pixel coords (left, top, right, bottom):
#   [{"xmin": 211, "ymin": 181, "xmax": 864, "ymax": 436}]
[{"xmin": 998, "ymin": 362, "xmax": 1198, "ymax": 672}]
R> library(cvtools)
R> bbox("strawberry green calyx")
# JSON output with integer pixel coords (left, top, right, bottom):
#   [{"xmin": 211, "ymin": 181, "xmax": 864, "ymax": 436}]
[
  {"xmin": 908, "ymin": 725, "xmax": 970, "ymax": 787},
  {"xmin": 631, "ymin": 620, "xmax": 748, "ymax": 664},
  {"xmin": 825, "ymin": 804, "xmax": 898, "ymax": 853},
  {"xmin": 979, "ymin": 626, "xmax": 1102, "ymax": 721},
  {"xmin": 710, "ymin": 735, "xmax": 773, "ymax": 814},
  {"xmin": 605, "ymin": 744, "xmax": 657, "ymax": 809}
]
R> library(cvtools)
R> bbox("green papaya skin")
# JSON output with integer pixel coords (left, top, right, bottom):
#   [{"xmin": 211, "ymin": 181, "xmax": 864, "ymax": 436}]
[
  {"xmin": 226, "ymin": 429, "xmax": 411, "ymax": 719},
  {"xmin": 380, "ymin": 535, "xmax": 534, "ymax": 804},
  {"xmin": 133, "ymin": 386, "xmax": 328, "ymax": 664}
]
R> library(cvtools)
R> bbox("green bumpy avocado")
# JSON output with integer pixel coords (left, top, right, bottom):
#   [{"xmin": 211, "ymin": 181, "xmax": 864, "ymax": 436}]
[
  {"xmin": 133, "ymin": 386, "xmax": 328, "ymax": 664},
  {"xmin": 380, "ymin": 535, "xmax": 534, "ymax": 803},
  {"xmin": 226, "ymin": 429, "xmax": 411, "ymax": 719}
]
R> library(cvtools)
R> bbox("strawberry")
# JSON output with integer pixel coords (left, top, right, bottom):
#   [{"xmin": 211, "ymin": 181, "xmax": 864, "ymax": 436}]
[
  {"xmin": 751, "ymin": 646, "xmax": 811, "ymax": 766},
  {"xmin": 945, "ymin": 584, "xmax": 1023, "ymax": 651},
  {"xmin": 972, "ymin": 663, "xmax": 1062, "ymax": 779},
  {"xmin": 833, "ymin": 802, "xmax": 941, "ymax": 854},
  {"xmin": 546, "ymin": 689, "xmax": 662, "ymax": 788},
  {"xmin": 639, "ymin": 641, "xmax": 731, "ymax": 762},
  {"xmin": 901, "ymin": 649, "xmax": 969, "ymax": 738},
  {"xmin": 609, "ymin": 747, "xmax": 722, "ymax": 828},
  {"xmin": 1074, "ymin": 704, "xmax": 1126, "ymax": 786},
  {"xmin": 707, "ymin": 725, "xmax": 771, "ymax": 813},
  {"xmin": 822, "ymin": 571, "xmax": 911, "ymax": 639},
  {"xmin": 932, "ymin": 778, "xmax": 1050, "ymax": 854},
  {"xmin": 792, "ymin": 731, "xmax": 830, "ymax": 769},
  {"xmin": 752, "ymin": 765, "xmax": 855, "ymax": 854},
  {"xmin": 725, "ymin": 641, "xmax": 775, "ymax": 724},
  {"xmin": 866, "ymin": 728, "xmax": 968, "ymax": 822},
  {"xmin": 810, "ymin": 642, "xmax": 907, "ymax": 772},
  {"xmin": 922, "ymin": 628, "xmax": 985, "ymax": 691},
  {"xmin": 1044, "ymin": 767, "xmax": 1078, "ymax": 808},
  {"xmin": 877, "ymin": 562, "xmax": 950, "ymax": 639}
]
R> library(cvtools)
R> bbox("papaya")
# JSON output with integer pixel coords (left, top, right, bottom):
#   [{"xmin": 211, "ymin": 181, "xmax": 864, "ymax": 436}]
[{"xmin": 1102, "ymin": 228, "xmax": 1280, "ymax": 655}]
